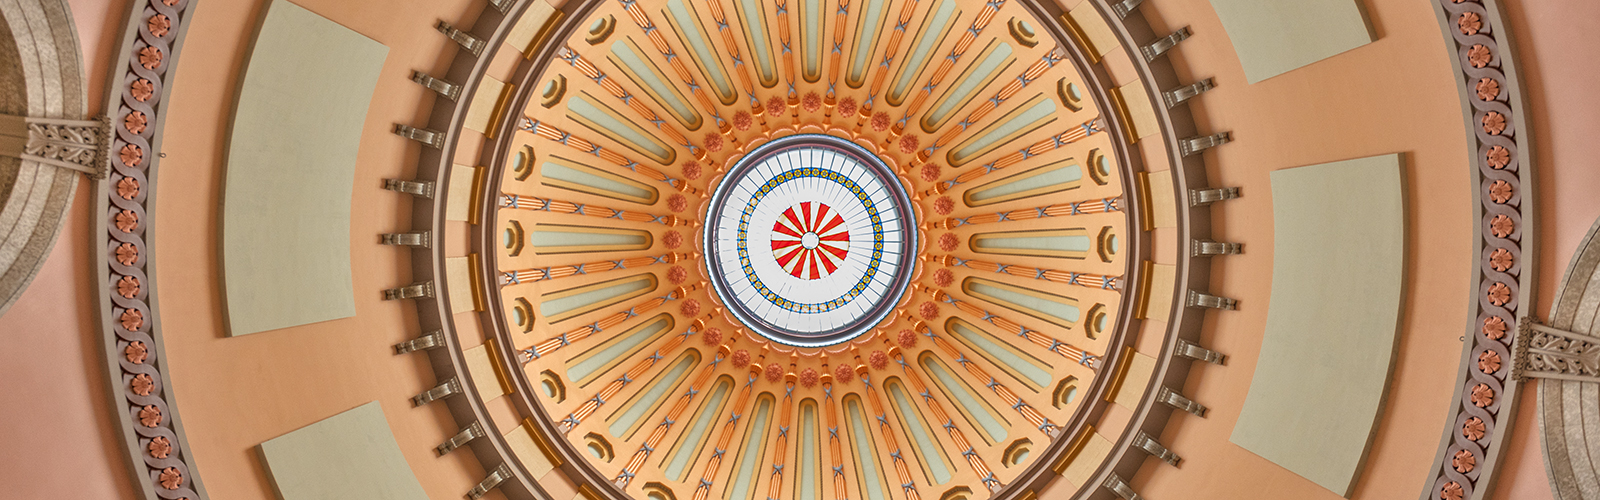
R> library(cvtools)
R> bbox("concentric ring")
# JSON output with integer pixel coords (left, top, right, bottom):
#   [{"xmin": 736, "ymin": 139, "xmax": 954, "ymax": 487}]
[{"xmin": 704, "ymin": 134, "xmax": 918, "ymax": 347}]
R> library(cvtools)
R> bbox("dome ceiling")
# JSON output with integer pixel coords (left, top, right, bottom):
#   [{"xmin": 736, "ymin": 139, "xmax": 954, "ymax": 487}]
[{"xmin": 495, "ymin": 0, "xmax": 1132, "ymax": 498}]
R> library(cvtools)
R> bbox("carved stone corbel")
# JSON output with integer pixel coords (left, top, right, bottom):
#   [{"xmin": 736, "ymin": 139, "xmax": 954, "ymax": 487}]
[
  {"xmin": 1514, "ymin": 317, "xmax": 1600, "ymax": 383},
  {"xmin": 0, "ymin": 114, "xmax": 111, "ymax": 178}
]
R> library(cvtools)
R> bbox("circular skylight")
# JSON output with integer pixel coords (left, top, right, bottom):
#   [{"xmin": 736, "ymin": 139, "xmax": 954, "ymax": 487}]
[{"xmin": 703, "ymin": 135, "xmax": 917, "ymax": 347}]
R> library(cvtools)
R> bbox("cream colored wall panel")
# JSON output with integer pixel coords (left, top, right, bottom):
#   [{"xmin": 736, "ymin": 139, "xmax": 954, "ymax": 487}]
[
  {"xmin": 463, "ymin": 343, "xmax": 510, "ymax": 400},
  {"xmin": 1145, "ymin": 169, "xmax": 1178, "ymax": 229},
  {"xmin": 221, "ymin": 0, "xmax": 387, "ymax": 336},
  {"xmin": 464, "ymin": 76, "xmax": 509, "ymax": 135},
  {"xmin": 1140, "ymin": 262, "xmax": 1176, "ymax": 324},
  {"xmin": 506, "ymin": 0, "xmax": 559, "ymax": 54},
  {"xmin": 445, "ymin": 255, "xmax": 479, "ymax": 313},
  {"xmin": 258, "ymin": 401, "xmax": 428, "ymax": 500},
  {"xmin": 1115, "ymin": 81, "xmax": 1159, "ymax": 141},
  {"xmin": 1231, "ymin": 154, "xmax": 1404, "ymax": 496},
  {"xmin": 445, "ymin": 164, "xmax": 479, "ymax": 222},
  {"xmin": 1110, "ymin": 351, "xmax": 1156, "ymax": 409},
  {"xmin": 1060, "ymin": 431, "xmax": 1114, "ymax": 487},
  {"xmin": 506, "ymin": 421, "xmax": 558, "ymax": 478},
  {"xmin": 1209, "ymin": 0, "xmax": 1375, "ymax": 83},
  {"xmin": 1067, "ymin": 2, "xmax": 1115, "ymax": 60}
]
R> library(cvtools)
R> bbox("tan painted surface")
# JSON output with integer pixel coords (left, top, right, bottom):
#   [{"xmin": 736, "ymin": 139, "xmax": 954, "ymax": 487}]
[
  {"xmin": 147, "ymin": 0, "xmax": 506, "ymax": 498},
  {"xmin": 1117, "ymin": 0, "xmax": 1474, "ymax": 499}
]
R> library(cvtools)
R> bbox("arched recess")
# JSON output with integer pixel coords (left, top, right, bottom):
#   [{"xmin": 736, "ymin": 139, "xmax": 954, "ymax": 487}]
[
  {"xmin": 1534, "ymin": 215, "xmax": 1600, "ymax": 500},
  {"xmin": 0, "ymin": 0, "xmax": 97, "ymax": 316}
]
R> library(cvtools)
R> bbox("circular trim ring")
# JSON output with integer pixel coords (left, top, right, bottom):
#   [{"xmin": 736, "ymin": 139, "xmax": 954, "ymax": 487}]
[{"xmin": 703, "ymin": 133, "xmax": 918, "ymax": 348}]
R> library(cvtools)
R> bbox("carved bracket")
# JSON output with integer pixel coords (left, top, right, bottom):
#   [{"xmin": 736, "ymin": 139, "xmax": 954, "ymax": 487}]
[{"xmin": 1515, "ymin": 318, "xmax": 1600, "ymax": 382}]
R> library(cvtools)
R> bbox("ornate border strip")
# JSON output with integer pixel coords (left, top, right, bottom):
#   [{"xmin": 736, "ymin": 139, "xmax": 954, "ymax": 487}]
[
  {"xmin": 94, "ymin": 1, "xmax": 207, "ymax": 499},
  {"xmin": 1422, "ymin": 1, "xmax": 1535, "ymax": 499}
]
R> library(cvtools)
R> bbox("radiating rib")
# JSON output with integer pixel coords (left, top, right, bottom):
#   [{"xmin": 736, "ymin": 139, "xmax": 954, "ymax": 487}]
[
  {"xmin": 615, "ymin": 347, "xmax": 728, "ymax": 488},
  {"xmin": 763, "ymin": 363, "xmax": 796, "ymax": 500},
  {"xmin": 825, "ymin": 0, "xmax": 850, "ymax": 101},
  {"xmin": 929, "ymin": 289, "xmax": 1100, "ymax": 368},
  {"xmin": 689, "ymin": 352, "xmax": 764, "ymax": 500},
  {"xmin": 519, "ymin": 285, "xmax": 698, "ymax": 362},
  {"xmin": 926, "ymin": 117, "xmax": 1108, "ymax": 195},
  {"xmin": 928, "ymin": 48, "xmax": 1064, "ymax": 153},
  {"xmin": 555, "ymin": 323, "xmax": 700, "ymax": 433},
  {"xmin": 889, "ymin": 346, "xmax": 1005, "ymax": 492},
  {"xmin": 501, "ymin": 253, "xmax": 685, "ymax": 286},
  {"xmin": 929, "ymin": 196, "xmax": 1121, "ymax": 229},
  {"xmin": 557, "ymin": 46, "xmax": 701, "ymax": 154},
  {"xmin": 854, "ymin": 0, "xmax": 921, "ymax": 121},
  {"xmin": 519, "ymin": 119, "xmax": 697, "ymax": 193},
  {"xmin": 500, "ymin": 193, "xmax": 686, "ymax": 226},
  {"xmin": 701, "ymin": 0, "xmax": 763, "ymax": 111},
  {"xmin": 856, "ymin": 360, "xmax": 923, "ymax": 500},
  {"xmin": 774, "ymin": 0, "xmax": 799, "ymax": 100},
  {"xmin": 894, "ymin": 0, "xmax": 1008, "ymax": 131},
  {"xmin": 612, "ymin": 0, "xmax": 730, "ymax": 129},
  {"xmin": 938, "ymin": 255, "xmax": 1121, "ymax": 291},
  {"xmin": 920, "ymin": 323, "xmax": 1057, "ymax": 435},
  {"xmin": 824, "ymin": 375, "xmax": 848, "ymax": 500}
]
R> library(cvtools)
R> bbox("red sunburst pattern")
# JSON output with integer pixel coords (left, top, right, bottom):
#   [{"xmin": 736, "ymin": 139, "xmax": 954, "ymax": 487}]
[{"xmin": 771, "ymin": 202, "xmax": 850, "ymax": 280}]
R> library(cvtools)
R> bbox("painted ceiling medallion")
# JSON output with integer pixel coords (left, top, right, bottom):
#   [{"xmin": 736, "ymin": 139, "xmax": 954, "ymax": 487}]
[
  {"xmin": 495, "ymin": 0, "xmax": 1134, "ymax": 498},
  {"xmin": 705, "ymin": 135, "xmax": 917, "ymax": 347}
]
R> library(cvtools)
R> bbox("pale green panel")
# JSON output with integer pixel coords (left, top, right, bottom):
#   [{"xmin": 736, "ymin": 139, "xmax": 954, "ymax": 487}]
[
  {"xmin": 567, "ymin": 316, "xmax": 672, "ymax": 383},
  {"xmin": 737, "ymin": 0, "xmax": 777, "ymax": 85},
  {"xmin": 610, "ymin": 353, "xmax": 698, "ymax": 437},
  {"xmin": 949, "ymin": 321, "xmax": 1052, "ymax": 387},
  {"xmin": 568, "ymin": 94, "xmax": 672, "ymax": 159},
  {"xmin": 222, "ymin": 0, "xmax": 387, "ymax": 336},
  {"xmin": 848, "ymin": 0, "xmax": 887, "ymax": 86},
  {"xmin": 925, "ymin": 43, "xmax": 1013, "ymax": 127},
  {"xmin": 888, "ymin": 0, "xmax": 956, "ymax": 103},
  {"xmin": 541, "ymin": 276, "xmax": 655, "ymax": 318},
  {"xmin": 921, "ymin": 356, "xmax": 1007, "ymax": 442},
  {"xmin": 846, "ymin": 399, "xmax": 888, "ymax": 500},
  {"xmin": 1209, "ymin": 0, "xmax": 1374, "ymax": 83},
  {"xmin": 1231, "ymin": 154, "xmax": 1404, "ymax": 496},
  {"xmin": 967, "ymin": 163, "xmax": 1083, "ymax": 203},
  {"xmin": 799, "ymin": 403, "xmax": 819, "ymax": 500},
  {"xmin": 802, "ymin": 0, "xmax": 822, "ymax": 80},
  {"xmin": 530, "ymin": 229, "xmax": 648, "ymax": 248},
  {"xmin": 973, "ymin": 234, "xmax": 1091, "ymax": 252},
  {"xmin": 609, "ymin": 40, "xmax": 700, "ymax": 125},
  {"xmin": 727, "ymin": 397, "xmax": 774, "ymax": 499},
  {"xmin": 665, "ymin": 379, "xmax": 732, "ymax": 479},
  {"xmin": 259, "ymin": 401, "xmax": 428, "ymax": 500},
  {"xmin": 967, "ymin": 280, "xmax": 1080, "ymax": 324},
  {"xmin": 953, "ymin": 98, "xmax": 1057, "ymax": 162},
  {"xmin": 665, "ymin": 0, "xmax": 735, "ymax": 102},
  {"xmin": 888, "ymin": 382, "xmax": 952, "ymax": 484},
  {"xmin": 542, "ymin": 162, "xmax": 656, "ymax": 202}
]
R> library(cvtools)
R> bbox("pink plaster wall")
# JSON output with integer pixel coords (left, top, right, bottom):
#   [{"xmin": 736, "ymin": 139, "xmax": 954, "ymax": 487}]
[
  {"xmin": 1489, "ymin": 0, "xmax": 1600, "ymax": 498},
  {"xmin": 0, "ymin": 1, "xmax": 136, "ymax": 497}
]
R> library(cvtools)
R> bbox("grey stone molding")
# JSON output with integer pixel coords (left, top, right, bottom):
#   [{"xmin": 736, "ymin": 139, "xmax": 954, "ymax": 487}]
[
  {"xmin": 91, "ymin": 1, "xmax": 209, "ymax": 499},
  {"xmin": 1420, "ymin": 0, "xmax": 1538, "ymax": 499}
]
